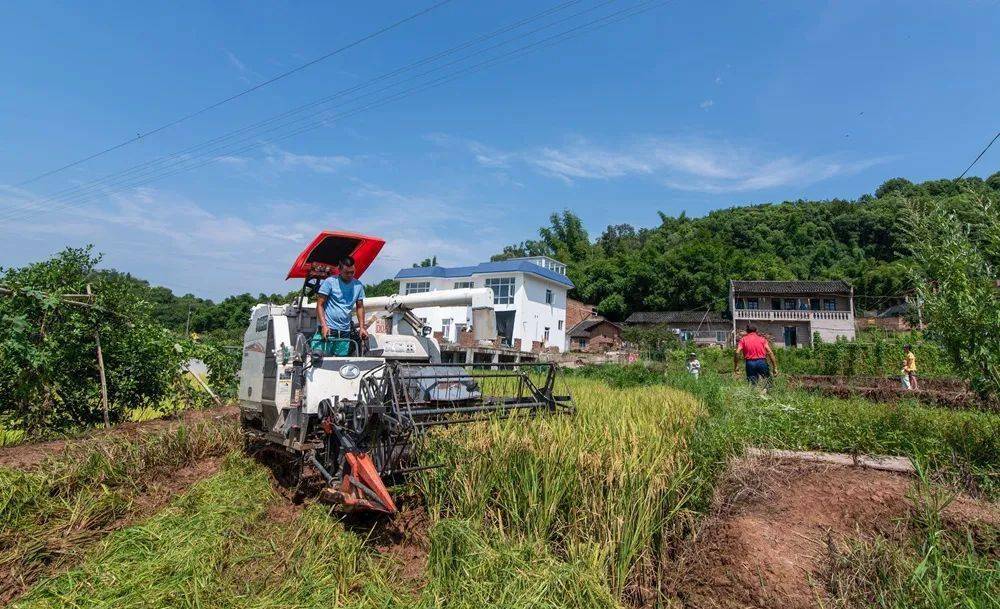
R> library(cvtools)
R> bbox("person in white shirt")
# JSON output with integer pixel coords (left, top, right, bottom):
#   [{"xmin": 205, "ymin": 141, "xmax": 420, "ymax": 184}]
[{"xmin": 686, "ymin": 352, "xmax": 701, "ymax": 379}]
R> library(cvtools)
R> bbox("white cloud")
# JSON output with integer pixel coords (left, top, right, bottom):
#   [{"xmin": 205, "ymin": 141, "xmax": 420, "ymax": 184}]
[
  {"xmin": 265, "ymin": 148, "xmax": 352, "ymax": 174},
  {"xmin": 0, "ymin": 180, "xmax": 505, "ymax": 299},
  {"xmin": 224, "ymin": 50, "xmax": 260, "ymax": 83},
  {"xmin": 431, "ymin": 134, "xmax": 891, "ymax": 193},
  {"xmin": 700, "ymin": 99, "xmax": 714, "ymax": 110},
  {"xmin": 213, "ymin": 147, "xmax": 352, "ymax": 176}
]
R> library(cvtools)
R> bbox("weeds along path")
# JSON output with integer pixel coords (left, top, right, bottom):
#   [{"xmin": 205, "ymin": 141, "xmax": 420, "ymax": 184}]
[
  {"xmin": 666, "ymin": 455, "xmax": 999, "ymax": 609},
  {"xmin": 666, "ymin": 372, "xmax": 1000, "ymax": 502},
  {"xmin": 0, "ymin": 404, "xmax": 237, "ymax": 470},
  {"xmin": 0, "ymin": 416, "xmax": 239, "ymax": 603}
]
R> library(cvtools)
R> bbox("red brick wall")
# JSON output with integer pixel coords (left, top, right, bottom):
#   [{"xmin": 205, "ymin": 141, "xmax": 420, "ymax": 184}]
[{"xmin": 566, "ymin": 298, "xmax": 596, "ymax": 330}]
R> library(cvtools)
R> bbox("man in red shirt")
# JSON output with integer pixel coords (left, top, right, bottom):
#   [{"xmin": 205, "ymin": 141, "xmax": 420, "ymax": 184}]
[{"xmin": 734, "ymin": 325, "xmax": 779, "ymax": 385}]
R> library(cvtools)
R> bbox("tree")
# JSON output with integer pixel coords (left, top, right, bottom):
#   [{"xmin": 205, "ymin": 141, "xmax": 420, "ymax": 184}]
[
  {"xmin": 0, "ymin": 247, "xmax": 184, "ymax": 433},
  {"xmin": 413, "ymin": 256, "xmax": 438, "ymax": 268},
  {"xmin": 366, "ymin": 278, "xmax": 399, "ymax": 297},
  {"xmin": 905, "ymin": 190, "xmax": 1000, "ymax": 400},
  {"xmin": 875, "ymin": 177, "xmax": 914, "ymax": 198}
]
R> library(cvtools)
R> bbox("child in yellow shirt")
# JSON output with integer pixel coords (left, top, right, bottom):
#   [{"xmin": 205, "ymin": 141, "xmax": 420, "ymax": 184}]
[{"xmin": 903, "ymin": 345, "xmax": 917, "ymax": 390}]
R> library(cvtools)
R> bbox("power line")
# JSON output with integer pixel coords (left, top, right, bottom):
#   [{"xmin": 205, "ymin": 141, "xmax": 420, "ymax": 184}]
[
  {"xmin": 2, "ymin": 0, "xmax": 665, "ymax": 224},
  {"xmin": 958, "ymin": 130, "xmax": 1000, "ymax": 179},
  {"xmin": 12, "ymin": 0, "xmax": 455, "ymax": 188},
  {"xmin": 1, "ymin": 0, "xmax": 592, "ymax": 220}
]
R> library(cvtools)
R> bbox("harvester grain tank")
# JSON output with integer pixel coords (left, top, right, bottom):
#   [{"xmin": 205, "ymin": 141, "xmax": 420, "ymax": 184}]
[{"xmin": 238, "ymin": 231, "xmax": 572, "ymax": 513}]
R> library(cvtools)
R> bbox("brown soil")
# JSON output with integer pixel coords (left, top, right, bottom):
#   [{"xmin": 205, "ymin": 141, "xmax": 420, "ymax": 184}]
[
  {"xmin": 666, "ymin": 456, "xmax": 999, "ymax": 609},
  {"xmin": 789, "ymin": 374, "xmax": 994, "ymax": 411},
  {"xmin": 0, "ymin": 404, "xmax": 238, "ymax": 471},
  {"xmin": 0, "ymin": 455, "xmax": 225, "ymax": 604},
  {"xmin": 341, "ymin": 492, "xmax": 432, "ymax": 586}
]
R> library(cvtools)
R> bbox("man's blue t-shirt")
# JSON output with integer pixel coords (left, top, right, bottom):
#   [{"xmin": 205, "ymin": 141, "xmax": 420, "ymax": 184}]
[{"xmin": 317, "ymin": 276, "xmax": 365, "ymax": 332}]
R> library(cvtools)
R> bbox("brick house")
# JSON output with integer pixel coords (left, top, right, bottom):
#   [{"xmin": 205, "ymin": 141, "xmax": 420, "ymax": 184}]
[
  {"xmin": 566, "ymin": 317, "xmax": 623, "ymax": 351},
  {"xmin": 729, "ymin": 280, "xmax": 855, "ymax": 347},
  {"xmin": 623, "ymin": 311, "xmax": 730, "ymax": 345}
]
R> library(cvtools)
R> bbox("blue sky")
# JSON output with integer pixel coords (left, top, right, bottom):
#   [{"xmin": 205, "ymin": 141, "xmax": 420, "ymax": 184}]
[{"xmin": 1, "ymin": 1, "xmax": 997, "ymax": 299}]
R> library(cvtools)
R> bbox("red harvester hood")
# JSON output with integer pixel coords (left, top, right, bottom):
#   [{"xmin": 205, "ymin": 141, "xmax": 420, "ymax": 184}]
[{"xmin": 286, "ymin": 231, "xmax": 385, "ymax": 280}]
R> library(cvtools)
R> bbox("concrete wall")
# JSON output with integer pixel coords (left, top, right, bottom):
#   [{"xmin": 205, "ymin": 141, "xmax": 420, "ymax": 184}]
[
  {"xmin": 742, "ymin": 321, "xmax": 810, "ymax": 348},
  {"xmin": 810, "ymin": 316, "xmax": 856, "ymax": 344},
  {"xmin": 516, "ymin": 274, "xmax": 567, "ymax": 352}
]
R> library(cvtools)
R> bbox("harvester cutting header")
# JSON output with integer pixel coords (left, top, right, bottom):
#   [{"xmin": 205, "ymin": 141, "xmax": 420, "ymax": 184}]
[{"xmin": 239, "ymin": 231, "xmax": 573, "ymax": 513}]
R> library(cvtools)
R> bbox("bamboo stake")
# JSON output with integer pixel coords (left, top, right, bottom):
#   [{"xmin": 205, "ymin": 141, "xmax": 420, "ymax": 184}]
[
  {"xmin": 88, "ymin": 284, "xmax": 111, "ymax": 428},
  {"xmin": 185, "ymin": 364, "xmax": 223, "ymax": 407}
]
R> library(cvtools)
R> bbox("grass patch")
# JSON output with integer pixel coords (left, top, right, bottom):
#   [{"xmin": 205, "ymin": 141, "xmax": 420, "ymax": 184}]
[
  {"xmin": 15, "ymin": 453, "xmax": 404, "ymax": 609},
  {"xmin": 0, "ymin": 418, "xmax": 239, "ymax": 601},
  {"xmin": 669, "ymin": 371, "xmax": 999, "ymax": 503}
]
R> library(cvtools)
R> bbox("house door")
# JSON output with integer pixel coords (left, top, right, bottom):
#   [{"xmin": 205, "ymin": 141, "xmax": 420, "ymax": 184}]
[
  {"xmin": 783, "ymin": 326, "xmax": 797, "ymax": 348},
  {"xmin": 495, "ymin": 311, "xmax": 516, "ymax": 347}
]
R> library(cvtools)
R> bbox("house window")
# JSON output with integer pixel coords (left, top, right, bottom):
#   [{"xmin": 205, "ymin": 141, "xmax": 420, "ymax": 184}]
[
  {"xmin": 485, "ymin": 277, "xmax": 515, "ymax": 305},
  {"xmin": 543, "ymin": 327, "xmax": 550, "ymax": 342},
  {"xmin": 783, "ymin": 298, "xmax": 797, "ymax": 311},
  {"xmin": 810, "ymin": 298, "xmax": 821, "ymax": 311},
  {"xmin": 823, "ymin": 299, "xmax": 837, "ymax": 311},
  {"xmin": 405, "ymin": 281, "xmax": 430, "ymax": 295},
  {"xmin": 798, "ymin": 299, "xmax": 809, "ymax": 310},
  {"xmin": 735, "ymin": 298, "xmax": 745, "ymax": 310},
  {"xmin": 746, "ymin": 298, "xmax": 759, "ymax": 310},
  {"xmin": 545, "ymin": 289, "xmax": 553, "ymax": 304},
  {"xmin": 578, "ymin": 338, "xmax": 588, "ymax": 348},
  {"xmin": 558, "ymin": 320, "xmax": 564, "ymax": 330},
  {"xmin": 772, "ymin": 298, "xmax": 782, "ymax": 310},
  {"xmin": 453, "ymin": 281, "xmax": 474, "ymax": 289},
  {"xmin": 441, "ymin": 318, "xmax": 452, "ymax": 339}
]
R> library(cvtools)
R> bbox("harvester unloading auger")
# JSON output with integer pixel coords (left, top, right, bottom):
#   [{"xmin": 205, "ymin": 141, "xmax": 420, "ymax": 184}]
[{"xmin": 238, "ymin": 231, "xmax": 573, "ymax": 513}]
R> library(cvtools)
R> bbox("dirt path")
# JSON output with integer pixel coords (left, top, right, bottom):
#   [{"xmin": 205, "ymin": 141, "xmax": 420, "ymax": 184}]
[
  {"xmin": 0, "ymin": 404, "xmax": 238, "ymax": 471},
  {"xmin": 666, "ymin": 456, "xmax": 998, "ymax": 609},
  {"xmin": 789, "ymin": 374, "xmax": 994, "ymax": 411}
]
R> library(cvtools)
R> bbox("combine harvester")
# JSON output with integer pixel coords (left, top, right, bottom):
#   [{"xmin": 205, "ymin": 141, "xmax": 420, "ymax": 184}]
[{"xmin": 238, "ymin": 231, "xmax": 573, "ymax": 513}]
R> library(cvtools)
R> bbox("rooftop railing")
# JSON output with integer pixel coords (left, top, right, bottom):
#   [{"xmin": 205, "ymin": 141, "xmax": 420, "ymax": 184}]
[{"xmin": 733, "ymin": 309, "xmax": 851, "ymax": 321}]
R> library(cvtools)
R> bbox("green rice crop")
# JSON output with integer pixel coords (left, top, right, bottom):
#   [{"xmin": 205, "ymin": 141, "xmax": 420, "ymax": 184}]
[{"xmin": 420, "ymin": 377, "xmax": 704, "ymax": 599}]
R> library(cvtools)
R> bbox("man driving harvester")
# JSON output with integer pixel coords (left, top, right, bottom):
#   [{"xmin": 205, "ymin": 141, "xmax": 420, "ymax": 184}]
[
  {"xmin": 734, "ymin": 324, "xmax": 778, "ymax": 387},
  {"xmin": 315, "ymin": 255, "xmax": 367, "ymax": 355}
]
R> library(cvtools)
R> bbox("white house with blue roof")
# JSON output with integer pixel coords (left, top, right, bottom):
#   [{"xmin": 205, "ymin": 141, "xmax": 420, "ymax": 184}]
[{"xmin": 394, "ymin": 255, "xmax": 573, "ymax": 352}]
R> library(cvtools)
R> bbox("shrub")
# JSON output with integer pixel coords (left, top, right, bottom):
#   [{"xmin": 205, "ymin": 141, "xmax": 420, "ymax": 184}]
[{"xmin": 0, "ymin": 248, "xmax": 186, "ymax": 434}]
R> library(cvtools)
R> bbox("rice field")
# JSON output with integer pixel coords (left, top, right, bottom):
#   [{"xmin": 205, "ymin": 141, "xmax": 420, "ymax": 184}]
[{"xmin": 2, "ymin": 372, "xmax": 996, "ymax": 608}]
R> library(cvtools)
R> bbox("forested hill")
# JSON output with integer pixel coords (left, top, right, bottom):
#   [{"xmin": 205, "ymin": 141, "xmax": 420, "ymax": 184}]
[{"xmin": 492, "ymin": 174, "xmax": 1000, "ymax": 320}]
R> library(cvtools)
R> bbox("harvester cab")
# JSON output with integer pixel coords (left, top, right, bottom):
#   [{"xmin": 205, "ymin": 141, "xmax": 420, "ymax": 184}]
[{"xmin": 238, "ymin": 231, "xmax": 573, "ymax": 514}]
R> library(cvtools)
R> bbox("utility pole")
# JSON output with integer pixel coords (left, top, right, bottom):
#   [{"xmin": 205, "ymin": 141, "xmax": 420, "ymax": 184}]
[
  {"xmin": 87, "ymin": 284, "xmax": 111, "ymax": 428},
  {"xmin": 185, "ymin": 304, "xmax": 193, "ymax": 336}
]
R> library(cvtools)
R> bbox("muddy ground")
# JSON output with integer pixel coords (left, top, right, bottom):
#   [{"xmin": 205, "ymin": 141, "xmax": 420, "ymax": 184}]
[
  {"xmin": 665, "ymin": 455, "xmax": 999, "ymax": 609},
  {"xmin": 790, "ymin": 374, "xmax": 994, "ymax": 411},
  {"xmin": 0, "ymin": 404, "xmax": 238, "ymax": 471}
]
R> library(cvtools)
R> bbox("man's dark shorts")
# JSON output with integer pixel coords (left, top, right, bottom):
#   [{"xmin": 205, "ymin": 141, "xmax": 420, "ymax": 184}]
[{"xmin": 745, "ymin": 358, "xmax": 771, "ymax": 385}]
